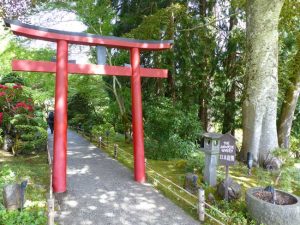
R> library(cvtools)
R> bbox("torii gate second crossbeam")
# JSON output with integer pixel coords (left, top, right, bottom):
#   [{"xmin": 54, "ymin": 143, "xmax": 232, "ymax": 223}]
[{"xmin": 5, "ymin": 20, "xmax": 173, "ymax": 193}]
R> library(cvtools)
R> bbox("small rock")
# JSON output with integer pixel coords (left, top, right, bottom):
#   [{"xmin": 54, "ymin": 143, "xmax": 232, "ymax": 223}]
[
  {"xmin": 207, "ymin": 193, "xmax": 216, "ymax": 205},
  {"xmin": 217, "ymin": 177, "xmax": 241, "ymax": 200},
  {"xmin": 264, "ymin": 157, "xmax": 282, "ymax": 170},
  {"xmin": 3, "ymin": 181, "xmax": 27, "ymax": 210},
  {"xmin": 184, "ymin": 173, "xmax": 199, "ymax": 195},
  {"xmin": 3, "ymin": 135, "xmax": 14, "ymax": 152}
]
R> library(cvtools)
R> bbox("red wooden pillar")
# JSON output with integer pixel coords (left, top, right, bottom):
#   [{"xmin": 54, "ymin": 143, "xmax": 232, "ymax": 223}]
[
  {"xmin": 53, "ymin": 40, "xmax": 68, "ymax": 193},
  {"xmin": 130, "ymin": 48, "xmax": 145, "ymax": 183}
]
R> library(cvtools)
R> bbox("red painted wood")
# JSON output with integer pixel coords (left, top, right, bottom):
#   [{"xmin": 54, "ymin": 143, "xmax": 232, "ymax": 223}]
[
  {"xmin": 130, "ymin": 48, "xmax": 146, "ymax": 183},
  {"xmin": 10, "ymin": 23, "xmax": 172, "ymax": 50},
  {"xmin": 7, "ymin": 20, "xmax": 173, "ymax": 193},
  {"xmin": 12, "ymin": 60, "xmax": 168, "ymax": 78},
  {"xmin": 52, "ymin": 40, "xmax": 68, "ymax": 193}
]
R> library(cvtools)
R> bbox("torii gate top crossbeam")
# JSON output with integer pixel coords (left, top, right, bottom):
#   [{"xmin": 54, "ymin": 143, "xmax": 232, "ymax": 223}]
[{"xmin": 4, "ymin": 20, "xmax": 173, "ymax": 50}]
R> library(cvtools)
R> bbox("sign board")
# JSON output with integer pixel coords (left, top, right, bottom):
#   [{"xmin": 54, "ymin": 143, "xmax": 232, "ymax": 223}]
[{"xmin": 219, "ymin": 134, "xmax": 236, "ymax": 166}]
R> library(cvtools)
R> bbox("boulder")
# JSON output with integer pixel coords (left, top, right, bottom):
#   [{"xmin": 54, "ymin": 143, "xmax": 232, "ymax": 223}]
[
  {"xmin": 217, "ymin": 177, "xmax": 241, "ymax": 200},
  {"xmin": 3, "ymin": 181, "xmax": 27, "ymax": 210},
  {"xmin": 184, "ymin": 173, "xmax": 199, "ymax": 195},
  {"xmin": 3, "ymin": 184, "xmax": 22, "ymax": 210},
  {"xmin": 264, "ymin": 157, "xmax": 282, "ymax": 170}
]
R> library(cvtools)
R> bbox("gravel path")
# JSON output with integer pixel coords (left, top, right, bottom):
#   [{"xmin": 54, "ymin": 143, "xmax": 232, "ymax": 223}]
[{"xmin": 48, "ymin": 129, "xmax": 199, "ymax": 225}]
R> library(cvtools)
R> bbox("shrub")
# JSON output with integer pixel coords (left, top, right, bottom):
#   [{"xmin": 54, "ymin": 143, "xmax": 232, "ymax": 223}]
[
  {"xmin": 0, "ymin": 72, "xmax": 25, "ymax": 85},
  {"xmin": 13, "ymin": 125, "xmax": 47, "ymax": 154},
  {"xmin": 0, "ymin": 209, "xmax": 47, "ymax": 225},
  {"xmin": 68, "ymin": 114, "xmax": 86, "ymax": 128},
  {"xmin": 0, "ymin": 83, "xmax": 35, "ymax": 135},
  {"xmin": 272, "ymin": 148, "xmax": 295, "ymax": 167},
  {"xmin": 290, "ymin": 136, "xmax": 300, "ymax": 158},
  {"xmin": 144, "ymin": 97, "xmax": 201, "ymax": 160},
  {"xmin": 91, "ymin": 124, "xmax": 115, "ymax": 138},
  {"xmin": 185, "ymin": 151, "xmax": 205, "ymax": 173}
]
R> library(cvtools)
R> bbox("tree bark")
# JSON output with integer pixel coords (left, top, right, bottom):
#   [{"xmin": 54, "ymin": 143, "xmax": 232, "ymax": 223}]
[
  {"xmin": 198, "ymin": 94, "xmax": 208, "ymax": 132},
  {"xmin": 278, "ymin": 47, "xmax": 300, "ymax": 148},
  {"xmin": 242, "ymin": 0, "xmax": 284, "ymax": 164}
]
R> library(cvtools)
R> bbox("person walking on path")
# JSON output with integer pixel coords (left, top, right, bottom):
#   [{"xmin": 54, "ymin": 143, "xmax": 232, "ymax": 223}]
[{"xmin": 47, "ymin": 111, "xmax": 54, "ymax": 134}]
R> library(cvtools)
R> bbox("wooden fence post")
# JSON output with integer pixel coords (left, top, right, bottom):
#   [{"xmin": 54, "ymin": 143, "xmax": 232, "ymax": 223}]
[
  {"xmin": 198, "ymin": 188, "xmax": 205, "ymax": 222},
  {"xmin": 99, "ymin": 136, "xmax": 102, "ymax": 148},
  {"xmin": 47, "ymin": 197, "xmax": 54, "ymax": 225},
  {"xmin": 114, "ymin": 144, "xmax": 118, "ymax": 159}
]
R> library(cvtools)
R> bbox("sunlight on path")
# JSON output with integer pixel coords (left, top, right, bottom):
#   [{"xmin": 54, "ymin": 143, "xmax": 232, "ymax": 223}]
[{"xmin": 48, "ymin": 130, "xmax": 198, "ymax": 225}]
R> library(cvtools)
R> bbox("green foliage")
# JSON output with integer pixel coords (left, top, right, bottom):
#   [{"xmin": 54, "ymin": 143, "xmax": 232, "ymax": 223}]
[
  {"xmin": 0, "ymin": 128, "xmax": 3, "ymax": 147},
  {"xmin": 0, "ymin": 209, "xmax": 47, "ymax": 225},
  {"xmin": 144, "ymin": 97, "xmax": 201, "ymax": 160},
  {"xmin": 0, "ymin": 73, "xmax": 24, "ymax": 85},
  {"xmin": 13, "ymin": 125, "xmax": 47, "ymax": 154},
  {"xmin": 0, "ymin": 40, "xmax": 55, "ymax": 102},
  {"xmin": 272, "ymin": 148, "xmax": 295, "ymax": 167},
  {"xmin": 73, "ymin": 0, "xmax": 115, "ymax": 36},
  {"xmin": 0, "ymin": 153, "xmax": 49, "ymax": 225},
  {"xmin": 0, "ymin": 83, "xmax": 35, "ymax": 133},
  {"xmin": 207, "ymin": 201, "xmax": 257, "ymax": 225},
  {"xmin": 91, "ymin": 124, "xmax": 115, "ymax": 138},
  {"xmin": 290, "ymin": 136, "xmax": 300, "ymax": 158},
  {"xmin": 185, "ymin": 151, "xmax": 205, "ymax": 173},
  {"xmin": 68, "ymin": 92, "xmax": 93, "ymax": 120}
]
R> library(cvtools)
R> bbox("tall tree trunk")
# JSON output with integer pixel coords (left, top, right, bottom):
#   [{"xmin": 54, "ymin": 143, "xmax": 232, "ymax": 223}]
[
  {"xmin": 197, "ymin": 0, "xmax": 214, "ymax": 132},
  {"xmin": 166, "ymin": 10, "xmax": 176, "ymax": 100},
  {"xmin": 198, "ymin": 94, "xmax": 208, "ymax": 132},
  {"xmin": 278, "ymin": 46, "xmax": 300, "ymax": 148},
  {"xmin": 222, "ymin": 6, "xmax": 238, "ymax": 135},
  {"xmin": 242, "ymin": 0, "xmax": 284, "ymax": 164},
  {"xmin": 222, "ymin": 85, "xmax": 236, "ymax": 135}
]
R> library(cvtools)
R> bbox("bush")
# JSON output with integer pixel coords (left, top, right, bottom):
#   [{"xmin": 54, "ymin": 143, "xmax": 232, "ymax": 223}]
[
  {"xmin": 185, "ymin": 151, "xmax": 205, "ymax": 173},
  {"xmin": 290, "ymin": 136, "xmax": 300, "ymax": 158},
  {"xmin": 144, "ymin": 97, "xmax": 201, "ymax": 160},
  {"xmin": 0, "ymin": 73, "xmax": 25, "ymax": 85},
  {"xmin": 68, "ymin": 114, "xmax": 86, "ymax": 128},
  {"xmin": 0, "ymin": 208, "xmax": 47, "ymax": 225},
  {"xmin": 272, "ymin": 148, "xmax": 295, "ymax": 167},
  {"xmin": 13, "ymin": 125, "xmax": 47, "ymax": 154},
  {"xmin": 91, "ymin": 124, "xmax": 115, "ymax": 138}
]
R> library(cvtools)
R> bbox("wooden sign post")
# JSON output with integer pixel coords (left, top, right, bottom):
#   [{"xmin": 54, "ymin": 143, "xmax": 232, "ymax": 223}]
[{"xmin": 219, "ymin": 133, "xmax": 236, "ymax": 201}]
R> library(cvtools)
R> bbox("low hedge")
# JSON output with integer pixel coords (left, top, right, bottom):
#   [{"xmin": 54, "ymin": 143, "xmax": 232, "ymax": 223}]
[{"xmin": 13, "ymin": 125, "xmax": 47, "ymax": 154}]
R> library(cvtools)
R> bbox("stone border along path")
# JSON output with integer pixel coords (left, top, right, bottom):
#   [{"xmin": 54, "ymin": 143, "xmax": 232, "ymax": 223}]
[{"xmin": 48, "ymin": 129, "xmax": 199, "ymax": 225}]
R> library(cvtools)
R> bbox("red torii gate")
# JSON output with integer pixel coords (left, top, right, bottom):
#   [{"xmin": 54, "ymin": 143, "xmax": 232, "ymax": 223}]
[{"xmin": 5, "ymin": 20, "xmax": 173, "ymax": 193}]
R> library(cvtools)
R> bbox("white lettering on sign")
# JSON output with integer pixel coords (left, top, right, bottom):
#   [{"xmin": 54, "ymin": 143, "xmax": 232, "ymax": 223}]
[
  {"xmin": 220, "ymin": 145, "xmax": 234, "ymax": 153},
  {"xmin": 219, "ymin": 154, "xmax": 235, "ymax": 161}
]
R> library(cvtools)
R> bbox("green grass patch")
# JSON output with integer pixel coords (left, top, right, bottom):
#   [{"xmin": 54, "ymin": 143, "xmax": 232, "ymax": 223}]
[{"xmin": 0, "ymin": 150, "xmax": 49, "ymax": 225}]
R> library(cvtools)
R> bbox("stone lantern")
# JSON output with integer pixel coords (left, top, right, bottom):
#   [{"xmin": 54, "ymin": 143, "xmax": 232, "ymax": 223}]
[{"xmin": 201, "ymin": 132, "xmax": 222, "ymax": 186}]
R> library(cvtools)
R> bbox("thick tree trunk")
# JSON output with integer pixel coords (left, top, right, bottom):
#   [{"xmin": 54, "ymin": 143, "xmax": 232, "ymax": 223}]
[
  {"xmin": 242, "ymin": 0, "xmax": 284, "ymax": 164},
  {"xmin": 278, "ymin": 48, "xmax": 300, "ymax": 148}
]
